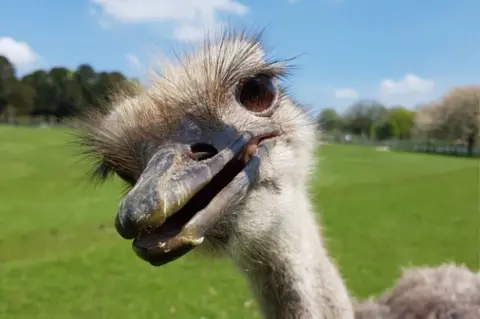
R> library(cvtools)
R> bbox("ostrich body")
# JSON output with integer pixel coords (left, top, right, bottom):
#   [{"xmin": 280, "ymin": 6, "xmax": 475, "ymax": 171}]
[
  {"xmin": 78, "ymin": 31, "xmax": 354, "ymax": 319},
  {"xmin": 354, "ymin": 264, "xmax": 480, "ymax": 319}
]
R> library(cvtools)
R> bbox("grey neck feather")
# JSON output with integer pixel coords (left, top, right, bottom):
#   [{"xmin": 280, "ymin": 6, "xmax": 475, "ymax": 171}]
[{"xmin": 226, "ymin": 187, "xmax": 355, "ymax": 319}]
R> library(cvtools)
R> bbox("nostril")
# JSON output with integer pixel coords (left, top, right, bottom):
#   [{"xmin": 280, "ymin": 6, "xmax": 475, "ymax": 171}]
[{"xmin": 189, "ymin": 142, "xmax": 218, "ymax": 161}]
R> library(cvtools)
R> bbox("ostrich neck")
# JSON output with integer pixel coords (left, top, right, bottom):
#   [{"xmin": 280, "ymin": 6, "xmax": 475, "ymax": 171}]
[{"xmin": 229, "ymin": 187, "xmax": 354, "ymax": 319}]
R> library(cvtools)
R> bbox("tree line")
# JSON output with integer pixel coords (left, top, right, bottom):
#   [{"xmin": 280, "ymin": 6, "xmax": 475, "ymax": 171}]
[
  {"xmin": 317, "ymin": 101, "xmax": 417, "ymax": 141},
  {"xmin": 413, "ymin": 85, "xmax": 479, "ymax": 156},
  {"xmin": 0, "ymin": 55, "xmax": 134, "ymax": 124},
  {"xmin": 317, "ymin": 86, "xmax": 479, "ymax": 156},
  {"xmin": 1, "ymin": 54, "xmax": 478, "ymax": 156}
]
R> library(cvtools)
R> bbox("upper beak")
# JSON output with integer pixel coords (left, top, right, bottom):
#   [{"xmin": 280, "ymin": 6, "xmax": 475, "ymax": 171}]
[{"xmin": 114, "ymin": 129, "xmax": 278, "ymax": 266}]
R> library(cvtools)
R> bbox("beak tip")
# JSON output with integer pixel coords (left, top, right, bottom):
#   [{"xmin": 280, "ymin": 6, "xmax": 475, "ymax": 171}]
[{"xmin": 114, "ymin": 214, "xmax": 138, "ymax": 240}]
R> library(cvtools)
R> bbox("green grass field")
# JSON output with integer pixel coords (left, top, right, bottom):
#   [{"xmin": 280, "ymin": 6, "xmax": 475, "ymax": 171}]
[{"xmin": 0, "ymin": 126, "xmax": 478, "ymax": 318}]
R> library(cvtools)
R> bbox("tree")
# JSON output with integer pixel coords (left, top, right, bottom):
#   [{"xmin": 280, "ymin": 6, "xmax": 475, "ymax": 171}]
[
  {"xmin": 384, "ymin": 106, "xmax": 415, "ymax": 139},
  {"xmin": 0, "ymin": 56, "xmax": 15, "ymax": 119},
  {"xmin": 374, "ymin": 118, "xmax": 399, "ymax": 141},
  {"xmin": 74, "ymin": 64, "xmax": 97, "ymax": 107},
  {"xmin": 92, "ymin": 71, "xmax": 128, "ymax": 104},
  {"xmin": 343, "ymin": 100, "xmax": 388, "ymax": 138},
  {"xmin": 8, "ymin": 79, "xmax": 36, "ymax": 117},
  {"xmin": 0, "ymin": 58, "xmax": 130, "ymax": 124},
  {"xmin": 49, "ymin": 67, "xmax": 83, "ymax": 119},
  {"xmin": 22, "ymin": 70, "xmax": 56, "ymax": 122},
  {"xmin": 414, "ymin": 85, "xmax": 480, "ymax": 156},
  {"xmin": 442, "ymin": 86, "xmax": 480, "ymax": 156},
  {"xmin": 317, "ymin": 108, "xmax": 343, "ymax": 132}
]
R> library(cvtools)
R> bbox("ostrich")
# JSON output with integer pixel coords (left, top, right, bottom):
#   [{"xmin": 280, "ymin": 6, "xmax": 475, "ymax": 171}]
[
  {"xmin": 354, "ymin": 263, "xmax": 480, "ymax": 319},
  {"xmin": 76, "ymin": 30, "xmax": 354, "ymax": 319}
]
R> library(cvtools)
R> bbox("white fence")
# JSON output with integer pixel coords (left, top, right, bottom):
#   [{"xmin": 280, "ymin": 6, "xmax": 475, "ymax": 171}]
[{"xmin": 322, "ymin": 135, "xmax": 480, "ymax": 157}]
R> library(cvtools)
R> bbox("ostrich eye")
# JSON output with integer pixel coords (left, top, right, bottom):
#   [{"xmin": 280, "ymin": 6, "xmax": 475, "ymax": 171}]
[{"xmin": 237, "ymin": 74, "xmax": 276, "ymax": 113}]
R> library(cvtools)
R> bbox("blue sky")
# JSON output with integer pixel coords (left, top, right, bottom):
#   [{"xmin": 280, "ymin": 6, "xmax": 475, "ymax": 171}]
[{"xmin": 1, "ymin": 0, "xmax": 478, "ymax": 112}]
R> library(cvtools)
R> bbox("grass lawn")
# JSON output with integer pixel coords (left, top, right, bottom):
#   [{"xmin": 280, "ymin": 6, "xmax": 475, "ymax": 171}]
[{"xmin": 0, "ymin": 126, "xmax": 478, "ymax": 318}]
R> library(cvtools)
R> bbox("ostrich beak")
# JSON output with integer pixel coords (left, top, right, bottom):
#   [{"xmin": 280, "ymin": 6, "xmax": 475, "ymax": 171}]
[{"xmin": 115, "ymin": 130, "xmax": 278, "ymax": 266}]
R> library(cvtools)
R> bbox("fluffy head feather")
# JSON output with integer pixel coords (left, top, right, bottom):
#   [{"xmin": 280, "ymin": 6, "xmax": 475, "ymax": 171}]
[{"xmin": 74, "ymin": 29, "xmax": 313, "ymax": 185}]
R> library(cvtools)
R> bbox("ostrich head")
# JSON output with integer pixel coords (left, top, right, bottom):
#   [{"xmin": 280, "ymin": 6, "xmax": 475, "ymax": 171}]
[{"xmin": 77, "ymin": 31, "xmax": 316, "ymax": 267}]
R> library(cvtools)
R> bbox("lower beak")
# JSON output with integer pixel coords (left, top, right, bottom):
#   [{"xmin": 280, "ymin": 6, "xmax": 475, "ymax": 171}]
[{"xmin": 114, "ymin": 131, "xmax": 277, "ymax": 266}]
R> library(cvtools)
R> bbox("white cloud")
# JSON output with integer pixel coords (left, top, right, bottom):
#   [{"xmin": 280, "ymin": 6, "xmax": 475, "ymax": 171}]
[
  {"xmin": 334, "ymin": 88, "xmax": 359, "ymax": 100},
  {"xmin": 125, "ymin": 53, "xmax": 141, "ymax": 68},
  {"xmin": 91, "ymin": 0, "xmax": 247, "ymax": 23},
  {"xmin": 379, "ymin": 73, "xmax": 435, "ymax": 96},
  {"xmin": 172, "ymin": 19, "xmax": 224, "ymax": 42},
  {"xmin": 125, "ymin": 53, "xmax": 148, "ymax": 77},
  {"xmin": 375, "ymin": 73, "xmax": 438, "ymax": 107},
  {"xmin": 173, "ymin": 25, "xmax": 210, "ymax": 42},
  {"xmin": 0, "ymin": 37, "xmax": 39, "ymax": 68},
  {"xmin": 90, "ymin": 0, "xmax": 248, "ymax": 42}
]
